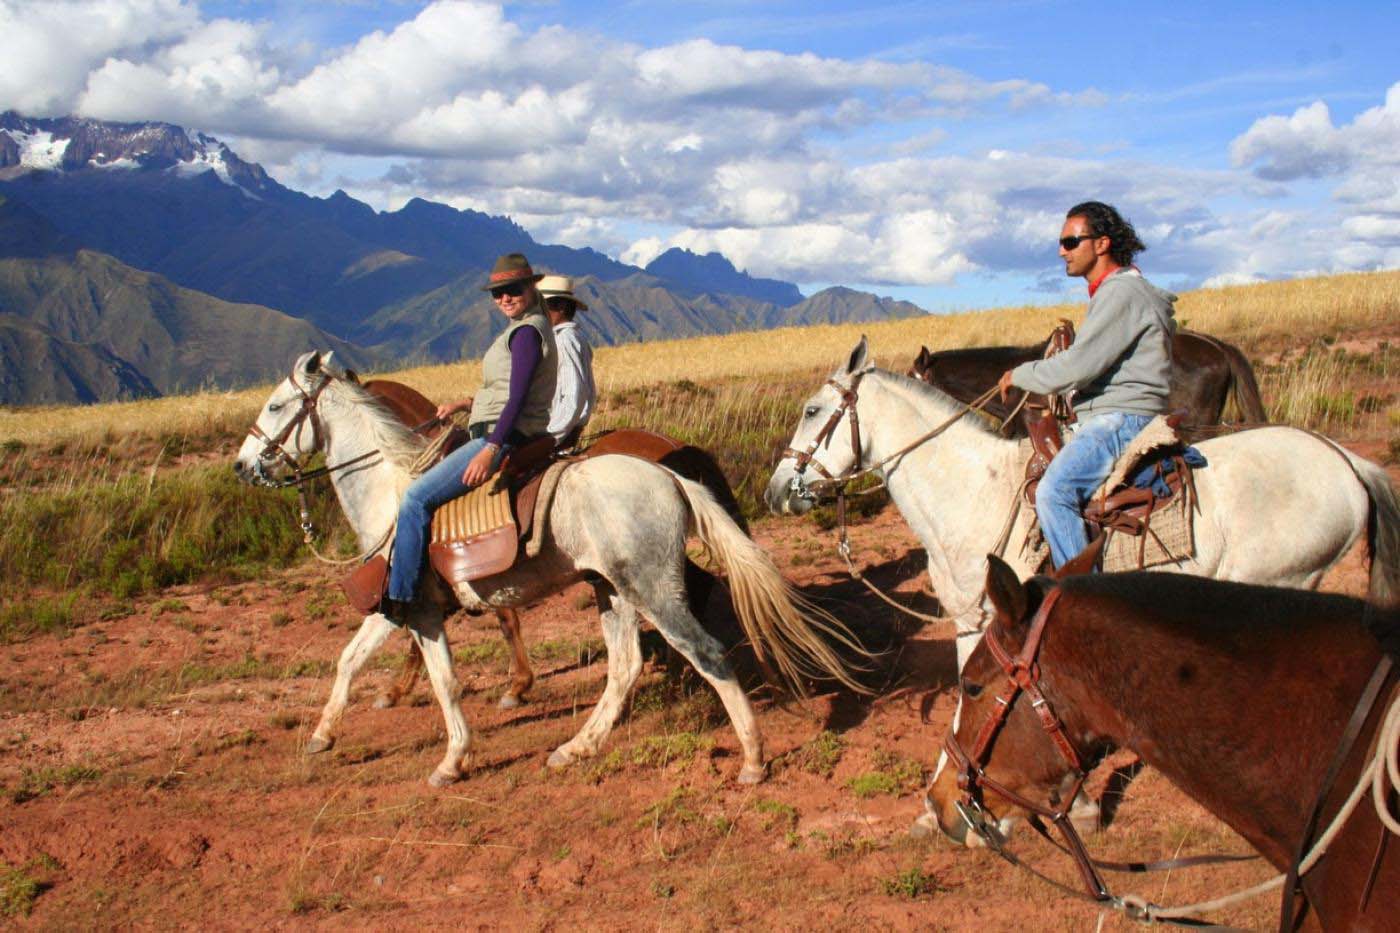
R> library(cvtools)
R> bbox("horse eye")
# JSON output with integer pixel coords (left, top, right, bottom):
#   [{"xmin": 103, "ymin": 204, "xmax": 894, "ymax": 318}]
[
  {"xmin": 268, "ymin": 403, "xmax": 283, "ymax": 413},
  {"xmin": 961, "ymin": 679, "xmax": 984, "ymax": 699},
  {"xmin": 804, "ymin": 406, "xmax": 820, "ymax": 418}
]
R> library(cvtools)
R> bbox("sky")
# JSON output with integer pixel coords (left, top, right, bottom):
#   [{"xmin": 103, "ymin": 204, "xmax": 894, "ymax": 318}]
[{"xmin": 2, "ymin": 0, "xmax": 1398, "ymax": 311}]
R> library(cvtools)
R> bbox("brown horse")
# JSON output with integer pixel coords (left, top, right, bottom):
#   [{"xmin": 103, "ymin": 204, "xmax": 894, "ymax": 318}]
[
  {"xmin": 928, "ymin": 550, "xmax": 1399, "ymax": 930},
  {"xmin": 909, "ymin": 329, "xmax": 1266, "ymax": 436},
  {"xmin": 359, "ymin": 378, "xmax": 744, "ymax": 710}
]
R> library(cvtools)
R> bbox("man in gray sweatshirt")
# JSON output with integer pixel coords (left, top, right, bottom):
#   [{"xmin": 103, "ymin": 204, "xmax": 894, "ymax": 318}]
[{"xmin": 997, "ymin": 201, "xmax": 1177, "ymax": 569}]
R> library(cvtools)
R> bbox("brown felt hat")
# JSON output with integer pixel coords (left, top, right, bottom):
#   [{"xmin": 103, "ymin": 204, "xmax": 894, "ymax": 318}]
[{"xmin": 481, "ymin": 253, "xmax": 544, "ymax": 291}]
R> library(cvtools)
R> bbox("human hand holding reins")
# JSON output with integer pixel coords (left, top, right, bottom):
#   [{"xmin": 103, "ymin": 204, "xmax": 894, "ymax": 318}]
[
  {"xmin": 997, "ymin": 370, "xmax": 1016, "ymax": 402},
  {"xmin": 435, "ymin": 398, "xmax": 472, "ymax": 421}
]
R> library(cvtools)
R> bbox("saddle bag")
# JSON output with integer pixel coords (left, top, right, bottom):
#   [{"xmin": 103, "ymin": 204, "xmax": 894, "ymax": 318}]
[{"xmin": 342, "ymin": 554, "xmax": 389, "ymax": 614}]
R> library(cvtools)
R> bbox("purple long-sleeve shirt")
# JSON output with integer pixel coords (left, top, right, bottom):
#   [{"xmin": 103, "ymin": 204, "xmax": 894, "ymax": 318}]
[{"xmin": 486, "ymin": 325, "xmax": 543, "ymax": 447}]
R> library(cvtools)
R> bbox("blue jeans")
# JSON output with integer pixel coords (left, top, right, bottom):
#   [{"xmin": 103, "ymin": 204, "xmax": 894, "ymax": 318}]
[
  {"xmin": 1035, "ymin": 411, "xmax": 1154, "ymax": 570},
  {"xmin": 387, "ymin": 437, "xmax": 506, "ymax": 601}
]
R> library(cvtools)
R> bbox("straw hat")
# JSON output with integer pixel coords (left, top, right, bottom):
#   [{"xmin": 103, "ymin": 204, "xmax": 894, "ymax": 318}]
[
  {"xmin": 536, "ymin": 274, "xmax": 589, "ymax": 311},
  {"xmin": 481, "ymin": 253, "xmax": 544, "ymax": 291}
]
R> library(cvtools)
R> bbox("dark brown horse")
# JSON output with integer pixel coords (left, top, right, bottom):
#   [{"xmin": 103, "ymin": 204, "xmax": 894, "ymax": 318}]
[
  {"xmin": 909, "ymin": 329, "xmax": 1266, "ymax": 436},
  {"xmin": 929, "ymin": 552, "xmax": 1399, "ymax": 930},
  {"xmin": 359, "ymin": 378, "xmax": 744, "ymax": 709}
]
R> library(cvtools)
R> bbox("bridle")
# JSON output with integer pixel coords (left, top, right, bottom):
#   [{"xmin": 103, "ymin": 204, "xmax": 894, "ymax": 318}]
[
  {"xmin": 941, "ymin": 588, "xmax": 1115, "ymax": 897},
  {"xmin": 942, "ymin": 586, "xmax": 1258, "ymax": 922},
  {"xmin": 244, "ymin": 369, "xmax": 380, "ymax": 490},
  {"xmin": 781, "ymin": 369, "xmax": 869, "ymax": 500},
  {"xmin": 242, "ymin": 366, "xmax": 387, "ymax": 558}
]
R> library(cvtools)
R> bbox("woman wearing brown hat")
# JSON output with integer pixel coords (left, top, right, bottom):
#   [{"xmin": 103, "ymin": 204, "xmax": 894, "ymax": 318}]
[{"xmin": 382, "ymin": 253, "xmax": 557, "ymax": 618}]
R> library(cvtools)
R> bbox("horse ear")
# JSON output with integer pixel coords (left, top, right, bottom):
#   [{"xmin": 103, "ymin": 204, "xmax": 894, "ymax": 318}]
[
  {"xmin": 319, "ymin": 350, "xmax": 346, "ymax": 379},
  {"xmin": 845, "ymin": 336, "xmax": 869, "ymax": 375},
  {"xmin": 1053, "ymin": 534, "xmax": 1106, "ymax": 579},
  {"xmin": 985, "ymin": 554, "xmax": 1029, "ymax": 627},
  {"xmin": 296, "ymin": 351, "xmax": 322, "ymax": 376}
]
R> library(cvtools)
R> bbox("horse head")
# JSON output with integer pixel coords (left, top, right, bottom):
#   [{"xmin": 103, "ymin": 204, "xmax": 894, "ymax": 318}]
[
  {"xmin": 908, "ymin": 345, "xmax": 934, "ymax": 383},
  {"xmin": 764, "ymin": 337, "xmax": 874, "ymax": 515},
  {"xmin": 233, "ymin": 350, "xmax": 348, "ymax": 486},
  {"xmin": 929, "ymin": 542, "xmax": 1106, "ymax": 847}
]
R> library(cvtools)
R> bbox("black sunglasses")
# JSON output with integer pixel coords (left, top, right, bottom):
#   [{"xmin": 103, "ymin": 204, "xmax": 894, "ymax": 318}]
[
  {"xmin": 1058, "ymin": 234, "xmax": 1102, "ymax": 250},
  {"xmin": 490, "ymin": 282, "xmax": 528, "ymax": 299}
]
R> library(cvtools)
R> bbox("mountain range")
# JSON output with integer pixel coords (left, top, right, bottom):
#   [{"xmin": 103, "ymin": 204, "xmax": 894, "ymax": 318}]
[{"xmin": 0, "ymin": 112, "xmax": 927, "ymax": 405}]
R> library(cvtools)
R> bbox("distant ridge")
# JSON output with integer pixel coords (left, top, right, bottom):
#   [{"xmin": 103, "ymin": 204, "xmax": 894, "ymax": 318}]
[{"xmin": 645, "ymin": 247, "xmax": 803, "ymax": 307}]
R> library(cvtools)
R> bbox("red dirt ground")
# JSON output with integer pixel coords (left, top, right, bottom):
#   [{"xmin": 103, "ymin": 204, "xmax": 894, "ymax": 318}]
[{"xmin": 1, "ymin": 451, "xmax": 1395, "ymax": 930}]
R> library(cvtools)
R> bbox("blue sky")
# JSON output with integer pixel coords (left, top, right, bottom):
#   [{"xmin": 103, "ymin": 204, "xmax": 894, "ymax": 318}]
[{"xmin": 4, "ymin": 0, "xmax": 1398, "ymax": 310}]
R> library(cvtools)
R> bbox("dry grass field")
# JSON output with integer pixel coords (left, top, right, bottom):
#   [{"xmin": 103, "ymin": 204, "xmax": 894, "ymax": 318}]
[{"xmin": 1, "ymin": 269, "xmax": 1398, "ymax": 927}]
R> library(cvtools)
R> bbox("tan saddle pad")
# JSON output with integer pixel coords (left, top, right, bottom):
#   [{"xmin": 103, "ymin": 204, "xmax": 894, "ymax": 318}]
[{"xmin": 428, "ymin": 481, "xmax": 519, "ymax": 584}]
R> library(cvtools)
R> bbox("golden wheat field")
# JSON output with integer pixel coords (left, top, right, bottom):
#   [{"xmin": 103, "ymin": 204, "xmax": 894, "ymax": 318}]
[
  {"xmin": 3, "ymin": 268, "xmax": 1398, "ymax": 448},
  {"xmin": 1, "ymin": 269, "xmax": 1397, "ymax": 928}
]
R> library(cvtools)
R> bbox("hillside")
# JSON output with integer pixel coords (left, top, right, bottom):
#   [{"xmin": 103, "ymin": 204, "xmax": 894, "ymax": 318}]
[{"xmin": 0, "ymin": 248, "xmax": 373, "ymax": 403}]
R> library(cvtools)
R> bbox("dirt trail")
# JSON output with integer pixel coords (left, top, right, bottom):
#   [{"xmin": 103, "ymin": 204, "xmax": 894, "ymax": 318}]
[{"xmin": 1, "ymin": 452, "xmax": 1393, "ymax": 930}]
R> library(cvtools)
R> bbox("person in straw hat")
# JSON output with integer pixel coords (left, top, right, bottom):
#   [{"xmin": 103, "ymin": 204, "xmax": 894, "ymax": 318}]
[
  {"xmin": 381, "ymin": 253, "xmax": 557, "ymax": 620},
  {"xmin": 538, "ymin": 274, "xmax": 596, "ymax": 448}
]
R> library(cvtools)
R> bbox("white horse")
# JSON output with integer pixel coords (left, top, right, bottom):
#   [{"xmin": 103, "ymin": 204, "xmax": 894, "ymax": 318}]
[
  {"xmin": 234, "ymin": 351, "xmax": 863, "ymax": 787},
  {"xmin": 767, "ymin": 339, "xmax": 1400, "ymax": 672}
]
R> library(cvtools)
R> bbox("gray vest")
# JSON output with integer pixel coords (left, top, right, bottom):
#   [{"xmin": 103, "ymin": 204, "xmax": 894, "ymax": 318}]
[{"xmin": 468, "ymin": 306, "xmax": 557, "ymax": 438}]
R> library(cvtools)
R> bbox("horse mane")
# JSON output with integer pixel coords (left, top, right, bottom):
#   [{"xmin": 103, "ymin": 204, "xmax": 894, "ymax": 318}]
[
  {"xmin": 867, "ymin": 367, "xmax": 1007, "ymax": 438},
  {"xmin": 324, "ymin": 377, "xmax": 428, "ymax": 480}
]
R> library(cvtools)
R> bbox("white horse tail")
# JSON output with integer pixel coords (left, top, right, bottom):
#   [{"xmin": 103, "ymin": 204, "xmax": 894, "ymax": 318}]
[
  {"xmin": 668, "ymin": 472, "xmax": 872, "ymax": 695},
  {"xmin": 1354, "ymin": 456, "xmax": 1400, "ymax": 609}
]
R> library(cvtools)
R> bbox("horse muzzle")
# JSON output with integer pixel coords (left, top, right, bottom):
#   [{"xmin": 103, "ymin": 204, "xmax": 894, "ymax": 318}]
[{"xmin": 764, "ymin": 469, "xmax": 817, "ymax": 516}]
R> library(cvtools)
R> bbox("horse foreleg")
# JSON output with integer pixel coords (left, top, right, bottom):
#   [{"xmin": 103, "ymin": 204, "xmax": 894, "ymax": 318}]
[
  {"xmin": 496, "ymin": 608, "xmax": 534, "ymax": 709},
  {"xmin": 308, "ymin": 612, "xmax": 398, "ymax": 754},
  {"xmin": 406, "ymin": 611, "xmax": 471, "ymax": 787},
  {"xmin": 374, "ymin": 635, "xmax": 425, "ymax": 709},
  {"xmin": 547, "ymin": 582, "xmax": 642, "ymax": 768}
]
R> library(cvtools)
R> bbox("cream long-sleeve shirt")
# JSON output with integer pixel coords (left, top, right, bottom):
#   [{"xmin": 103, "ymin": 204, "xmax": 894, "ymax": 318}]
[{"xmin": 547, "ymin": 321, "xmax": 596, "ymax": 442}]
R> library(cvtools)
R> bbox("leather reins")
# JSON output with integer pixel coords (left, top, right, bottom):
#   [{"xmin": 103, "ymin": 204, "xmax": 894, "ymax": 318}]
[{"xmin": 943, "ymin": 586, "xmax": 1259, "ymax": 927}]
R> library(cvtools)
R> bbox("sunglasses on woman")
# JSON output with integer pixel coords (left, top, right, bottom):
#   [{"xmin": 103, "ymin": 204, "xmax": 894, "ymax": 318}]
[{"xmin": 490, "ymin": 282, "xmax": 528, "ymax": 299}]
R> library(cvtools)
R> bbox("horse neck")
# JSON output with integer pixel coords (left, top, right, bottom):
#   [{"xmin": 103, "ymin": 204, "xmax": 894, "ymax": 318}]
[
  {"xmin": 320, "ymin": 389, "xmax": 415, "ymax": 550},
  {"xmin": 860, "ymin": 373, "xmax": 1023, "ymax": 556},
  {"xmin": 1044, "ymin": 586, "xmax": 1382, "ymax": 869}
]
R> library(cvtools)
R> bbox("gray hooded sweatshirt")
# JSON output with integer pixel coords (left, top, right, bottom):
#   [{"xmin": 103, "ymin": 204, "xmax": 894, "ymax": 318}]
[{"xmin": 1010, "ymin": 268, "xmax": 1176, "ymax": 419}]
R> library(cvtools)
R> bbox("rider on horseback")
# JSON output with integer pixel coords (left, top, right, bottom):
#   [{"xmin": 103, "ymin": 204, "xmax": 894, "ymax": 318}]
[
  {"xmin": 997, "ymin": 202, "xmax": 1176, "ymax": 570},
  {"xmin": 380, "ymin": 253, "xmax": 557, "ymax": 621}
]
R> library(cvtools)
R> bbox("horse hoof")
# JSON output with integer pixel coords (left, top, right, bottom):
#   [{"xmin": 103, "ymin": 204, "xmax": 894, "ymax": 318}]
[
  {"xmin": 908, "ymin": 811, "xmax": 939, "ymax": 839},
  {"xmin": 373, "ymin": 694, "xmax": 396, "ymax": 710},
  {"xmin": 497, "ymin": 694, "xmax": 524, "ymax": 710},
  {"xmin": 305, "ymin": 735, "xmax": 334, "ymax": 755},
  {"xmin": 427, "ymin": 769, "xmax": 459, "ymax": 788},
  {"xmin": 546, "ymin": 748, "xmax": 573, "ymax": 770},
  {"xmin": 737, "ymin": 764, "xmax": 766, "ymax": 785}
]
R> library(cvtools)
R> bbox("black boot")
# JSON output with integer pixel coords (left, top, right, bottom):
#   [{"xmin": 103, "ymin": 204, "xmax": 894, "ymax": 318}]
[{"xmin": 378, "ymin": 596, "xmax": 413, "ymax": 625}]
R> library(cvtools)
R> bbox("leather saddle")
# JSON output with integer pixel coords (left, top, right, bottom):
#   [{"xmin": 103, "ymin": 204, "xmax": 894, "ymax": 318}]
[
  {"xmin": 425, "ymin": 427, "xmax": 708, "ymax": 588},
  {"xmin": 1022, "ymin": 409, "xmax": 1195, "ymax": 540}
]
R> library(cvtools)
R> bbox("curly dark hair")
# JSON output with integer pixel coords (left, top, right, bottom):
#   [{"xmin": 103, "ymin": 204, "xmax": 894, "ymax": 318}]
[{"xmin": 1066, "ymin": 201, "xmax": 1146, "ymax": 267}]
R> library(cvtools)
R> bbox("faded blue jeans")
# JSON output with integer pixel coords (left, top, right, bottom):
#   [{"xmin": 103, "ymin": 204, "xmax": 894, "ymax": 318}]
[
  {"xmin": 387, "ymin": 436, "xmax": 506, "ymax": 602},
  {"xmin": 1035, "ymin": 411, "xmax": 1154, "ymax": 570}
]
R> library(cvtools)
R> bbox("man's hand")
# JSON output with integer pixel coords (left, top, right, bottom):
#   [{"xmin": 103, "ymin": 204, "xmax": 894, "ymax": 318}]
[
  {"xmin": 435, "ymin": 398, "xmax": 472, "ymax": 421},
  {"xmin": 997, "ymin": 369, "xmax": 1016, "ymax": 403},
  {"xmin": 461, "ymin": 443, "xmax": 498, "ymax": 487}
]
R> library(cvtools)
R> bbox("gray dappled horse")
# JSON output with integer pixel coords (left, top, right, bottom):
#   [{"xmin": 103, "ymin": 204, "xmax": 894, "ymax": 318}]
[{"xmin": 236, "ymin": 352, "xmax": 863, "ymax": 787}]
